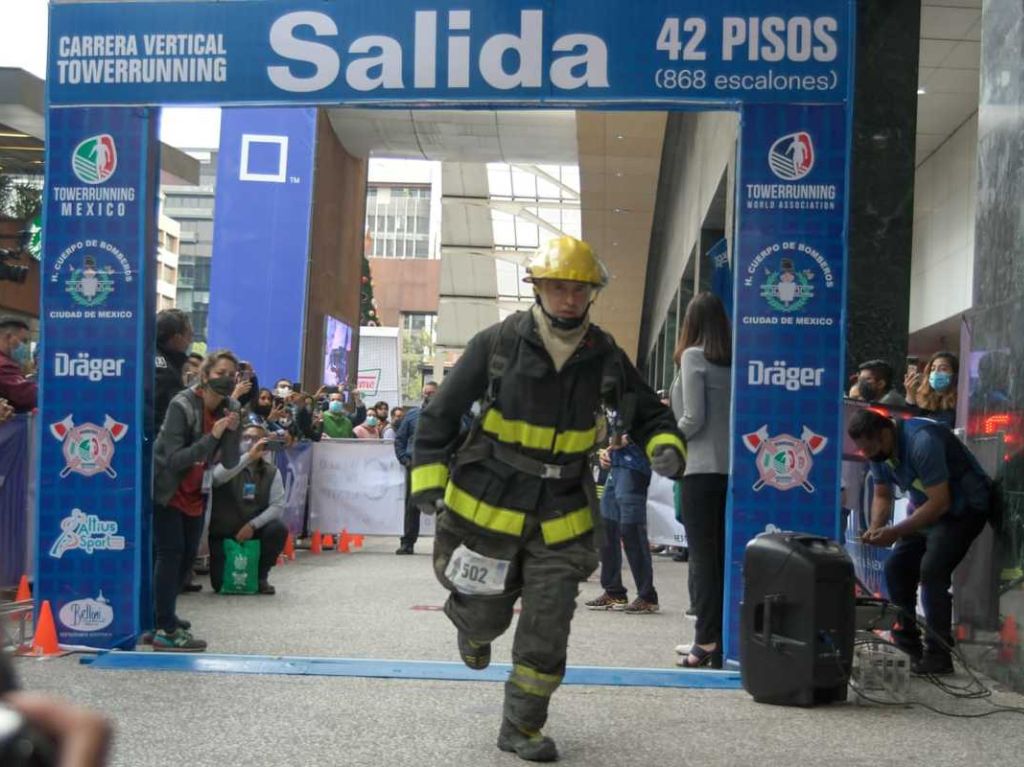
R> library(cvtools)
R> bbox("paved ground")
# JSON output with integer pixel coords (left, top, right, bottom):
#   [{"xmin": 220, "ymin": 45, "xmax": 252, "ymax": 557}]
[{"xmin": 10, "ymin": 538, "xmax": 1024, "ymax": 766}]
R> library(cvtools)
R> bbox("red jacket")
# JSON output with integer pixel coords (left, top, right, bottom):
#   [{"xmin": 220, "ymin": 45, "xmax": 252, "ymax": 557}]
[{"xmin": 0, "ymin": 351, "xmax": 37, "ymax": 412}]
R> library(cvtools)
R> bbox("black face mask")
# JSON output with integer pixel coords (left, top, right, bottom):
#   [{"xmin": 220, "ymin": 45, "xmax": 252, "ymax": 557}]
[
  {"xmin": 252, "ymin": 403, "xmax": 272, "ymax": 418},
  {"xmin": 206, "ymin": 376, "xmax": 235, "ymax": 398},
  {"xmin": 868, "ymin": 449, "xmax": 889, "ymax": 463},
  {"xmin": 857, "ymin": 381, "xmax": 879, "ymax": 401}
]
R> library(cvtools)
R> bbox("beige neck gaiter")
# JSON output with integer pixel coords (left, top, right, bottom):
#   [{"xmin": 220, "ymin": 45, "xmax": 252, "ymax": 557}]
[{"xmin": 531, "ymin": 304, "xmax": 589, "ymax": 373}]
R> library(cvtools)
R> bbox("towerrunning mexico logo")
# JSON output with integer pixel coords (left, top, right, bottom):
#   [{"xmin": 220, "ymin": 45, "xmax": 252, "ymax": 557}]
[{"xmin": 72, "ymin": 134, "xmax": 118, "ymax": 184}]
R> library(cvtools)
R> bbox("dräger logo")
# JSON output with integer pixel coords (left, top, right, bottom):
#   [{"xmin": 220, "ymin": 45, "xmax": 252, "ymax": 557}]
[
  {"xmin": 748, "ymin": 360, "xmax": 825, "ymax": 391},
  {"xmin": 769, "ymin": 131, "xmax": 814, "ymax": 180},
  {"xmin": 54, "ymin": 352, "xmax": 126, "ymax": 381}
]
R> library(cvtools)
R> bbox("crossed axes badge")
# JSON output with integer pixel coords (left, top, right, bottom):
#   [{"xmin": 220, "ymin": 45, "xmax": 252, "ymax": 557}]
[{"xmin": 50, "ymin": 414, "xmax": 129, "ymax": 479}]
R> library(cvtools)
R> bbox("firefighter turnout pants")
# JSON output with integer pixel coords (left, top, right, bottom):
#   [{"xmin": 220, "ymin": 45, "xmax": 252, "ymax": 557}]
[{"xmin": 433, "ymin": 508, "xmax": 599, "ymax": 732}]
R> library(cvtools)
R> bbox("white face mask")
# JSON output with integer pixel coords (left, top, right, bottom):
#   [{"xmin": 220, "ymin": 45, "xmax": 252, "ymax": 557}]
[{"xmin": 275, "ymin": 386, "xmax": 292, "ymax": 398}]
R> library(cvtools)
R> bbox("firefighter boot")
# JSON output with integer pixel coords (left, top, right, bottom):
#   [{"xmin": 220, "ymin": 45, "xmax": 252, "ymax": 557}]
[
  {"xmin": 497, "ymin": 717, "xmax": 559, "ymax": 762},
  {"xmin": 457, "ymin": 631, "xmax": 491, "ymax": 670}
]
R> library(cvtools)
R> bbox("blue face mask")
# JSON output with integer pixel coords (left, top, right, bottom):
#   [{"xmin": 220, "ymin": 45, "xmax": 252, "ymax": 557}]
[
  {"xmin": 929, "ymin": 371, "xmax": 953, "ymax": 392},
  {"xmin": 329, "ymin": 401, "xmax": 344, "ymax": 415},
  {"xmin": 11, "ymin": 342, "xmax": 30, "ymax": 365}
]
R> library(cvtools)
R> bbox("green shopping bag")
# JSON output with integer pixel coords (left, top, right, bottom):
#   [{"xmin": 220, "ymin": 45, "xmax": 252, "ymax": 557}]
[{"xmin": 220, "ymin": 539, "xmax": 261, "ymax": 594}]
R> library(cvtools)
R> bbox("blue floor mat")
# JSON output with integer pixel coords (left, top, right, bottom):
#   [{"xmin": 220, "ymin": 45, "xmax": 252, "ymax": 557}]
[{"xmin": 82, "ymin": 652, "xmax": 743, "ymax": 689}]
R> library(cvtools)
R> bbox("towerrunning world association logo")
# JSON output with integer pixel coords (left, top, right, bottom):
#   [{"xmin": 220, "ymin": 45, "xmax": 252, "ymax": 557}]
[
  {"xmin": 72, "ymin": 134, "xmax": 118, "ymax": 184},
  {"xmin": 768, "ymin": 131, "xmax": 814, "ymax": 181}
]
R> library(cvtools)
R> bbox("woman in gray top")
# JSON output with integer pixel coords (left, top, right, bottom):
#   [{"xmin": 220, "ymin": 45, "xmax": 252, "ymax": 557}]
[{"xmin": 669, "ymin": 293, "xmax": 732, "ymax": 668}]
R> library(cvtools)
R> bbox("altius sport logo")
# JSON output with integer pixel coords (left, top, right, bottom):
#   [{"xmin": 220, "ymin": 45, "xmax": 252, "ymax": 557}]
[
  {"xmin": 768, "ymin": 131, "xmax": 814, "ymax": 181},
  {"xmin": 72, "ymin": 134, "xmax": 117, "ymax": 184}
]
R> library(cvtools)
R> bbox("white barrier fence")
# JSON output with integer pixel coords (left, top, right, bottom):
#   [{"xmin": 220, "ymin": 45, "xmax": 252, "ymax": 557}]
[
  {"xmin": 309, "ymin": 440, "xmax": 434, "ymax": 537},
  {"xmin": 307, "ymin": 440, "xmax": 684, "ymax": 546}
]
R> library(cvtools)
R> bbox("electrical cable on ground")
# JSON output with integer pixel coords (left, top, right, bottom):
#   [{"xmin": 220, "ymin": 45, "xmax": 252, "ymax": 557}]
[{"xmin": 850, "ymin": 583, "xmax": 1024, "ymax": 718}]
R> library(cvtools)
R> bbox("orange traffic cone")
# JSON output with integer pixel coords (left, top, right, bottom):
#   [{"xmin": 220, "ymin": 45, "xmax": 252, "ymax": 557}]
[
  {"xmin": 31, "ymin": 600, "xmax": 60, "ymax": 656},
  {"xmin": 999, "ymin": 616, "xmax": 1019, "ymax": 663},
  {"xmin": 338, "ymin": 530, "xmax": 351, "ymax": 553},
  {"xmin": 322, "ymin": 534, "xmax": 335, "ymax": 550},
  {"xmin": 353, "ymin": 534, "xmax": 365, "ymax": 549},
  {"xmin": 284, "ymin": 533, "xmax": 296, "ymax": 560},
  {"xmin": 13, "ymin": 575, "xmax": 32, "ymax": 620},
  {"xmin": 15, "ymin": 574, "xmax": 31, "ymax": 603},
  {"xmin": 311, "ymin": 530, "xmax": 323, "ymax": 554}
]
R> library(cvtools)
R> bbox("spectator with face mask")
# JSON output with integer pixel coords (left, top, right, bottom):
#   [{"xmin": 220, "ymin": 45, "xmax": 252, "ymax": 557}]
[
  {"xmin": 209, "ymin": 424, "xmax": 287, "ymax": 595},
  {"xmin": 905, "ymin": 351, "xmax": 959, "ymax": 428},
  {"xmin": 152, "ymin": 350, "xmax": 242, "ymax": 651},
  {"xmin": 321, "ymin": 391, "xmax": 355, "ymax": 439},
  {"xmin": 353, "ymin": 412, "xmax": 382, "ymax": 439},
  {"xmin": 248, "ymin": 387, "xmax": 288, "ymax": 434},
  {"xmin": 383, "ymin": 407, "xmax": 404, "ymax": 439},
  {"xmin": 0, "ymin": 316, "xmax": 37, "ymax": 413},
  {"xmin": 853, "ymin": 360, "xmax": 905, "ymax": 407}
]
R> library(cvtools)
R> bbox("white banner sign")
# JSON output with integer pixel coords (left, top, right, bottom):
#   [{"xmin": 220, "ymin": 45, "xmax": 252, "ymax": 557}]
[
  {"xmin": 646, "ymin": 473, "xmax": 687, "ymax": 548},
  {"xmin": 309, "ymin": 440, "xmax": 435, "ymax": 536}
]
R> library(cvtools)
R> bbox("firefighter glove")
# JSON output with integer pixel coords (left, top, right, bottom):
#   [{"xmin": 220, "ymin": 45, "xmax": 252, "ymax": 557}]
[
  {"xmin": 651, "ymin": 445, "xmax": 684, "ymax": 478},
  {"xmin": 415, "ymin": 489, "xmax": 445, "ymax": 516}
]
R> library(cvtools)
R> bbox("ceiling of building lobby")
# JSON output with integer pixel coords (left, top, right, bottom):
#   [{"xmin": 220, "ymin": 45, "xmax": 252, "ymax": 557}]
[
  {"xmin": 329, "ymin": 107, "xmax": 664, "ymax": 358},
  {"xmin": 917, "ymin": 0, "xmax": 982, "ymax": 165}
]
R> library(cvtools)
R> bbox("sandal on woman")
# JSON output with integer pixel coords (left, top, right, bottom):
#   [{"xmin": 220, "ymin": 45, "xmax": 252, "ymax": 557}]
[{"xmin": 676, "ymin": 644, "xmax": 722, "ymax": 669}]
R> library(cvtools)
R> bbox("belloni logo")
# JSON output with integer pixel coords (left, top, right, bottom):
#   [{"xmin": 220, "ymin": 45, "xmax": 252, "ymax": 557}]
[
  {"xmin": 59, "ymin": 592, "xmax": 114, "ymax": 632},
  {"xmin": 768, "ymin": 132, "xmax": 814, "ymax": 181},
  {"xmin": 72, "ymin": 134, "xmax": 118, "ymax": 184}
]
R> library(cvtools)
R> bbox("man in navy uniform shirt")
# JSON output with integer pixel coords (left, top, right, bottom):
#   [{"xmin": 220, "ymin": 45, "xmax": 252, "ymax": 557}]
[{"xmin": 848, "ymin": 409, "xmax": 994, "ymax": 675}]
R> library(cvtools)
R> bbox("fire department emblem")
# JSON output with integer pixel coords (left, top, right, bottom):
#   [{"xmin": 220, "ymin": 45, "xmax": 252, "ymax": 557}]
[
  {"xmin": 760, "ymin": 257, "xmax": 815, "ymax": 312},
  {"xmin": 742, "ymin": 425, "xmax": 828, "ymax": 493},
  {"xmin": 50, "ymin": 414, "xmax": 128, "ymax": 478}
]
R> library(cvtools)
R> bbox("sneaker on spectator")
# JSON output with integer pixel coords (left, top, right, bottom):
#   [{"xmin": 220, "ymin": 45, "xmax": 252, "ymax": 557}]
[
  {"xmin": 685, "ymin": 607, "xmax": 697, "ymax": 619},
  {"xmin": 675, "ymin": 643, "xmax": 692, "ymax": 655},
  {"xmin": 152, "ymin": 628, "xmax": 207, "ymax": 653},
  {"xmin": 623, "ymin": 598, "xmax": 659, "ymax": 615},
  {"xmin": 140, "ymin": 617, "xmax": 190, "ymax": 646},
  {"xmin": 584, "ymin": 593, "xmax": 628, "ymax": 610}
]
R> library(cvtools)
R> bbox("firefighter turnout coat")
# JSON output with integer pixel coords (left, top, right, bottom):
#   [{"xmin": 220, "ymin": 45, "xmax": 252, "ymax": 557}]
[{"xmin": 410, "ymin": 310, "xmax": 685, "ymax": 545}]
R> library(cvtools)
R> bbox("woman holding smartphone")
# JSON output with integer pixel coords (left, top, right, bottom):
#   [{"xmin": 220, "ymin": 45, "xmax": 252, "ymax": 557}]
[
  {"xmin": 904, "ymin": 351, "xmax": 959, "ymax": 427},
  {"xmin": 152, "ymin": 350, "xmax": 242, "ymax": 651}
]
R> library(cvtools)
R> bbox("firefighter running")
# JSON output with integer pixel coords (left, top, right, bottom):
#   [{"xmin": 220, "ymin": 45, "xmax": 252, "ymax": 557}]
[{"xmin": 411, "ymin": 236, "xmax": 686, "ymax": 762}]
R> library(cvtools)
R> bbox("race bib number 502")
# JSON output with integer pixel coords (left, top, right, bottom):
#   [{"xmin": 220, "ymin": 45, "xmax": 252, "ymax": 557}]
[{"xmin": 444, "ymin": 544, "xmax": 511, "ymax": 596}]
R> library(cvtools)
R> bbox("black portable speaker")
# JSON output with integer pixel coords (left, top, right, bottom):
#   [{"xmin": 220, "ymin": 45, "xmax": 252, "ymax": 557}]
[{"xmin": 740, "ymin": 532, "xmax": 855, "ymax": 706}]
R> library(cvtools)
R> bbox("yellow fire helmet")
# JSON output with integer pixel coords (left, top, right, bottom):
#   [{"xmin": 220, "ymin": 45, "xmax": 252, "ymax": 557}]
[{"xmin": 524, "ymin": 235, "xmax": 609, "ymax": 288}]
